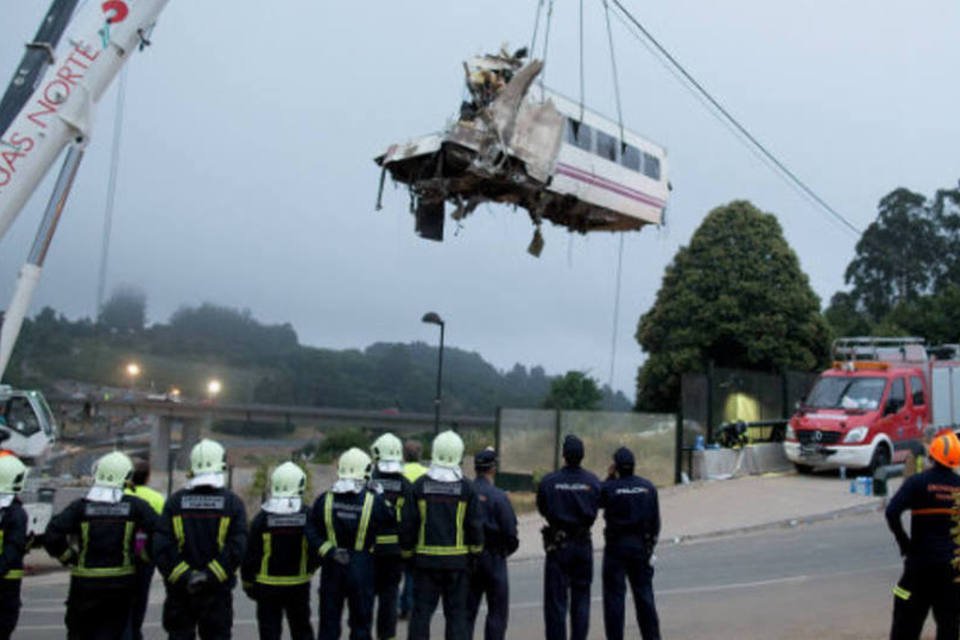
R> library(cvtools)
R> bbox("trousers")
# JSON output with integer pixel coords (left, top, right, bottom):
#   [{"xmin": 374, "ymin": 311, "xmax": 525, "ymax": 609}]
[
  {"xmin": 163, "ymin": 587, "xmax": 234, "ymax": 640},
  {"xmin": 374, "ymin": 555, "xmax": 404, "ymax": 639},
  {"xmin": 543, "ymin": 541, "xmax": 593, "ymax": 640},
  {"xmin": 602, "ymin": 544, "xmax": 660, "ymax": 640},
  {"xmin": 319, "ymin": 553, "xmax": 375, "ymax": 640},
  {"xmin": 254, "ymin": 583, "xmax": 313, "ymax": 640},
  {"xmin": 408, "ymin": 567, "xmax": 470, "ymax": 640},
  {"xmin": 890, "ymin": 561, "xmax": 960, "ymax": 640},
  {"xmin": 467, "ymin": 551, "xmax": 509, "ymax": 640}
]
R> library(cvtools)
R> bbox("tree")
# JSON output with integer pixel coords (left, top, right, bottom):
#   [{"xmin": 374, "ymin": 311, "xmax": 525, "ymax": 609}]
[
  {"xmin": 543, "ymin": 371, "xmax": 603, "ymax": 410},
  {"xmin": 844, "ymin": 188, "xmax": 943, "ymax": 320},
  {"xmin": 636, "ymin": 200, "xmax": 830, "ymax": 411},
  {"xmin": 98, "ymin": 285, "xmax": 147, "ymax": 332}
]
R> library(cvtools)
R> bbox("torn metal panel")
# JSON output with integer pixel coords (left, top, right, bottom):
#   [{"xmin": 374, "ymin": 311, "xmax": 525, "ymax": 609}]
[{"xmin": 375, "ymin": 50, "xmax": 670, "ymax": 254}]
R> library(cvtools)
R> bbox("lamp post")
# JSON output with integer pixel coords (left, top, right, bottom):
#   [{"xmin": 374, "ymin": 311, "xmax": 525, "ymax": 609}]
[{"xmin": 421, "ymin": 312, "xmax": 445, "ymax": 434}]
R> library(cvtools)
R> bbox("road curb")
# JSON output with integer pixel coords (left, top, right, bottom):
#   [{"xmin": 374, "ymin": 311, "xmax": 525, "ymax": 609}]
[{"xmin": 665, "ymin": 499, "xmax": 885, "ymax": 545}]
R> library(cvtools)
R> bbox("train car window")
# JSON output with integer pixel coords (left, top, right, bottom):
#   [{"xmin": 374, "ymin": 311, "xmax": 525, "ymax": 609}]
[
  {"xmin": 621, "ymin": 144, "xmax": 641, "ymax": 171},
  {"xmin": 910, "ymin": 376, "xmax": 925, "ymax": 406},
  {"xmin": 595, "ymin": 131, "xmax": 618, "ymax": 162},
  {"xmin": 4, "ymin": 398, "xmax": 40, "ymax": 436},
  {"xmin": 643, "ymin": 153, "xmax": 661, "ymax": 180},
  {"xmin": 565, "ymin": 118, "xmax": 593, "ymax": 151}
]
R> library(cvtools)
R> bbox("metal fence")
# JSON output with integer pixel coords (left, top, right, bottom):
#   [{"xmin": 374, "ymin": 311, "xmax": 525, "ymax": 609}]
[{"xmin": 494, "ymin": 408, "xmax": 678, "ymax": 487}]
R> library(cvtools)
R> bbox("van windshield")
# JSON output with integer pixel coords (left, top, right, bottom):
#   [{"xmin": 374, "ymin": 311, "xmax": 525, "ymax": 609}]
[{"xmin": 805, "ymin": 377, "xmax": 886, "ymax": 411}]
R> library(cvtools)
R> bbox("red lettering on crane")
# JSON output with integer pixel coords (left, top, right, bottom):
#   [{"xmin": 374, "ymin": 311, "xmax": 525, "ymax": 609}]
[
  {"xmin": 0, "ymin": 166, "xmax": 10, "ymax": 188},
  {"xmin": 26, "ymin": 99, "xmax": 56, "ymax": 129},
  {"xmin": 102, "ymin": 1, "xmax": 130, "ymax": 24},
  {"xmin": 7, "ymin": 134, "xmax": 34, "ymax": 154}
]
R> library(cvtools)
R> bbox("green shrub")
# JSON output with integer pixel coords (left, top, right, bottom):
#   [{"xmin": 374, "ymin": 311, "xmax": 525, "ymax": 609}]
[{"xmin": 312, "ymin": 427, "xmax": 373, "ymax": 463}]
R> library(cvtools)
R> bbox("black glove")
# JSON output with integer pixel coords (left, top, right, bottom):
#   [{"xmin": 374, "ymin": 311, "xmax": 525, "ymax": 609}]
[
  {"xmin": 186, "ymin": 569, "xmax": 211, "ymax": 595},
  {"xmin": 333, "ymin": 548, "xmax": 350, "ymax": 566}
]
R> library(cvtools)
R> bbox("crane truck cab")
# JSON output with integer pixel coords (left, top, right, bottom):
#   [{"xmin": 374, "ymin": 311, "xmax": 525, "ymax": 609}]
[
  {"xmin": 784, "ymin": 338, "xmax": 929, "ymax": 473},
  {"xmin": 0, "ymin": 385, "xmax": 57, "ymax": 465}
]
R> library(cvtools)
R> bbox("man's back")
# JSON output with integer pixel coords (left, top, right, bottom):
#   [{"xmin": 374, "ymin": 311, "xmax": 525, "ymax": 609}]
[{"xmin": 537, "ymin": 466, "xmax": 601, "ymax": 531}]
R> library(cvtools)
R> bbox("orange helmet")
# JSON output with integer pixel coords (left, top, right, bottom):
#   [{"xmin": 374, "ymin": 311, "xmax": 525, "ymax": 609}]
[{"xmin": 928, "ymin": 431, "xmax": 960, "ymax": 468}]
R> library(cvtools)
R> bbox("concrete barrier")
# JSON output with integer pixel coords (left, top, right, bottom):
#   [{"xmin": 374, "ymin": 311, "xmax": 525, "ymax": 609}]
[{"xmin": 692, "ymin": 443, "xmax": 792, "ymax": 480}]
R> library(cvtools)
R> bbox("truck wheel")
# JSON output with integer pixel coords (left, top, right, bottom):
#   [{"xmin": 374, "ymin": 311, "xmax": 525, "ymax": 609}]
[
  {"xmin": 794, "ymin": 463, "xmax": 814, "ymax": 475},
  {"xmin": 867, "ymin": 443, "xmax": 891, "ymax": 476}
]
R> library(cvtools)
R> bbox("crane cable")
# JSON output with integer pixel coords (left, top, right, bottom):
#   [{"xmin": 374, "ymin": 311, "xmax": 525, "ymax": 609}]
[
  {"xmin": 609, "ymin": 0, "xmax": 861, "ymax": 236},
  {"xmin": 95, "ymin": 67, "xmax": 127, "ymax": 315},
  {"xmin": 601, "ymin": 0, "xmax": 626, "ymax": 145},
  {"xmin": 578, "ymin": 0, "xmax": 586, "ymax": 122}
]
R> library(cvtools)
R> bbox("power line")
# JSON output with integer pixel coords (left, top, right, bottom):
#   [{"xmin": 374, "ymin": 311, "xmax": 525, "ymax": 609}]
[{"xmin": 609, "ymin": 0, "xmax": 862, "ymax": 236}]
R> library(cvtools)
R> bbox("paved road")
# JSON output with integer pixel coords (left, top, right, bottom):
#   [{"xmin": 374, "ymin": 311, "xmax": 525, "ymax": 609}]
[{"xmin": 16, "ymin": 512, "xmax": 933, "ymax": 639}]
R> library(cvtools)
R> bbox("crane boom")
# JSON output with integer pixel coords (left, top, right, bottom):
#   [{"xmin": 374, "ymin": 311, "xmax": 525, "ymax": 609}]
[
  {"xmin": 0, "ymin": 0, "xmax": 170, "ymax": 381},
  {"xmin": 0, "ymin": 0, "xmax": 170, "ymax": 243}
]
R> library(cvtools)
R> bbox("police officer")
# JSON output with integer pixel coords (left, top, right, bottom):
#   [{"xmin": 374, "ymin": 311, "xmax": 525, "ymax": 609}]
[
  {"xmin": 408, "ymin": 430, "xmax": 484, "ymax": 640},
  {"xmin": 124, "ymin": 457, "xmax": 165, "ymax": 640},
  {"xmin": 44, "ymin": 451, "xmax": 158, "ymax": 638},
  {"xmin": 536, "ymin": 434, "xmax": 600, "ymax": 640},
  {"xmin": 369, "ymin": 433, "xmax": 416, "ymax": 640},
  {"xmin": 242, "ymin": 461, "xmax": 317, "ymax": 640},
  {"xmin": 886, "ymin": 430, "xmax": 960, "ymax": 639},
  {"xmin": 467, "ymin": 447, "xmax": 518, "ymax": 640},
  {"xmin": 0, "ymin": 455, "xmax": 29, "ymax": 640},
  {"xmin": 154, "ymin": 438, "xmax": 248, "ymax": 639},
  {"xmin": 600, "ymin": 447, "xmax": 661, "ymax": 640},
  {"xmin": 312, "ymin": 447, "xmax": 395, "ymax": 640}
]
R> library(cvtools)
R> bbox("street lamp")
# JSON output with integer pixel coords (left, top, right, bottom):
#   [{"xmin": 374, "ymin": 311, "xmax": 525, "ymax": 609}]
[
  {"xmin": 421, "ymin": 312, "xmax": 445, "ymax": 434},
  {"xmin": 125, "ymin": 362, "xmax": 141, "ymax": 391},
  {"xmin": 206, "ymin": 379, "xmax": 222, "ymax": 402}
]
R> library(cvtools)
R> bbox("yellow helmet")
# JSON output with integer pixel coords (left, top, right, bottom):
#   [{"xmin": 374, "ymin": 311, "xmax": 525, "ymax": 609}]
[
  {"xmin": 431, "ymin": 430, "xmax": 464, "ymax": 468},
  {"xmin": 338, "ymin": 448, "xmax": 372, "ymax": 481},
  {"xmin": 271, "ymin": 462, "xmax": 306, "ymax": 498},
  {"xmin": 0, "ymin": 455, "xmax": 27, "ymax": 494},
  {"xmin": 93, "ymin": 451, "xmax": 133, "ymax": 488}
]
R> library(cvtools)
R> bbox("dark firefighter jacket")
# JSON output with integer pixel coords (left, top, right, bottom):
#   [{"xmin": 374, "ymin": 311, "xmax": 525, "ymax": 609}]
[
  {"xmin": 241, "ymin": 505, "xmax": 318, "ymax": 588},
  {"xmin": 153, "ymin": 486, "xmax": 248, "ymax": 589},
  {"xmin": 599, "ymin": 474, "xmax": 660, "ymax": 555},
  {"xmin": 370, "ymin": 470, "xmax": 417, "ymax": 557},
  {"xmin": 474, "ymin": 476, "xmax": 518, "ymax": 557},
  {"xmin": 311, "ymin": 488, "xmax": 395, "ymax": 559},
  {"xmin": 886, "ymin": 464, "xmax": 960, "ymax": 567},
  {"xmin": 409, "ymin": 474, "xmax": 483, "ymax": 570},
  {"xmin": 0, "ymin": 499, "xmax": 27, "ymax": 582},
  {"xmin": 44, "ymin": 495, "xmax": 157, "ymax": 584}
]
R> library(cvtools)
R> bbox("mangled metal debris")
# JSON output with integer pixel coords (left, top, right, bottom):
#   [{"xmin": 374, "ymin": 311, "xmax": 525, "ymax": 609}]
[{"xmin": 375, "ymin": 47, "xmax": 670, "ymax": 255}]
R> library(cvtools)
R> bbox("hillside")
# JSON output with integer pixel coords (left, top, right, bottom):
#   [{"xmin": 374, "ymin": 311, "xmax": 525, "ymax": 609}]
[{"xmin": 6, "ymin": 304, "xmax": 632, "ymax": 414}]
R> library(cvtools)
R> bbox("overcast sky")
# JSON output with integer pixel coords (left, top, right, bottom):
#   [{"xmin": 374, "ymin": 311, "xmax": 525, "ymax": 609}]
[{"xmin": 1, "ymin": 1, "xmax": 958, "ymax": 399}]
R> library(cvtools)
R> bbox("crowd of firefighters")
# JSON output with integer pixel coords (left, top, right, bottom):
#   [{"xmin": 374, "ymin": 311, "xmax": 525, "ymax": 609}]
[
  {"xmin": 0, "ymin": 426, "xmax": 955, "ymax": 639},
  {"xmin": 0, "ymin": 429, "xmax": 663, "ymax": 640}
]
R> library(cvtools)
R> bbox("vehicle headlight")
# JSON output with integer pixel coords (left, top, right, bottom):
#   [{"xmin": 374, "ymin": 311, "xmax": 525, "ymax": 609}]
[
  {"xmin": 786, "ymin": 424, "xmax": 796, "ymax": 441},
  {"xmin": 844, "ymin": 426, "xmax": 869, "ymax": 444}
]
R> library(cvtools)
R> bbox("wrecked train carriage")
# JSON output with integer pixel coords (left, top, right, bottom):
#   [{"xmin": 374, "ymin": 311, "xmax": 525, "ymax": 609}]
[{"xmin": 375, "ymin": 57, "xmax": 670, "ymax": 252}]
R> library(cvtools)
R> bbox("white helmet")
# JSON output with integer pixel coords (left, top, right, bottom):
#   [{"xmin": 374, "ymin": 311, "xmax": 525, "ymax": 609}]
[
  {"xmin": 338, "ymin": 448, "xmax": 372, "ymax": 481},
  {"xmin": 93, "ymin": 451, "xmax": 133, "ymax": 488},
  {"xmin": 0, "ymin": 455, "xmax": 27, "ymax": 494},
  {"xmin": 271, "ymin": 461, "xmax": 306, "ymax": 498},
  {"xmin": 432, "ymin": 430, "xmax": 464, "ymax": 468},
  {"xmin": 371, "ymin": 433, "xmax": 403, "ymax": 462},
  {"xmin": 190, "ymin": 439, "xmax": 227, "ymax": 476}
]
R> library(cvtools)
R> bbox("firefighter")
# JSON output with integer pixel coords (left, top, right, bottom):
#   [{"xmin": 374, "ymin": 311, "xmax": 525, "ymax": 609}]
[
  {"xmin": 124, "ymin": 457, "xmax": 165, "ymax": 640},
  {"xmin": 369, "ymin": 433, "xmax": 416, "ymax": 640},
  {"xmin": 536, "ymin": 434, "xmax": 601, "ymax": 640},
  {"xmin": 44, "ymin": 451, "xmax": 158, "ymax": 639},
  {"xmin": 886, "ymin": 430, "xmax": 960, "ymax": 640},
  {"xmin": 400, "ymin": 439, "xmax": 428, "ymax": 620},
  {"xmin": 242, "ymin": 461, "xmax": 317, "ymax": 640},
  {"xmin": 600, "ymin": 447, "xmax": 661, "ymax": 640},
  {"xmin": 408, "ymin": 430, "xmax": 484, "ymax": 640},
  {"xmin": 0, "ymin": 455, "xmax": 28, "ymax": 640},
  {"xmin": 312, "ymin": 447, "xmax": 396, "ymax": 640},
  {"xmin": 467, "ymin": 447, "xmax": 518, "ymax": 640},
  {"xmin": 153, "ymin": 438, "xmax": 248, "ymax": 640}
]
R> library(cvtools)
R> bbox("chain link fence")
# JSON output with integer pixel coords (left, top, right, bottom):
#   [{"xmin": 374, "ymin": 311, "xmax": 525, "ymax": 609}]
[{"xmin": 495, "ymin": 408, "xmax": 677, "ymax": 488}]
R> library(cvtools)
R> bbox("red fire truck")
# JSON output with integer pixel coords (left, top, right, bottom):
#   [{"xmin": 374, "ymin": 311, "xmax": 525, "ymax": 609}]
[{"xmin": 784, "ymin": 337, "xmax": 960, "ymax": 473}]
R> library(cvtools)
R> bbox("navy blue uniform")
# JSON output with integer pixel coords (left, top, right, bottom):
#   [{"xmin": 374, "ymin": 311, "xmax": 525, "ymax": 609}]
[
  {"xmin": 370, "ymin": 470, "xmax": 416, "ymax": 640},
  {"xmin": 536, "ymin": 465, "xmax": 600, "ymax": 640},
  {"xmin": 885, "ymin": 465, "xmax": 960, "ymax": 640},
  {"xmin": 311, "ymin": 488, "xmax": 395, "ymax": 640},
  {"xmin": 0, "ymin": 499, "xmax": 27, "ymax": 640},
  {"xmin": 467, "ymin": 476, "xmax": 519, "ymax": 640},
  {"xmin": 600, "ymin": 473, "xmax": 661, "ymax": 640}
]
